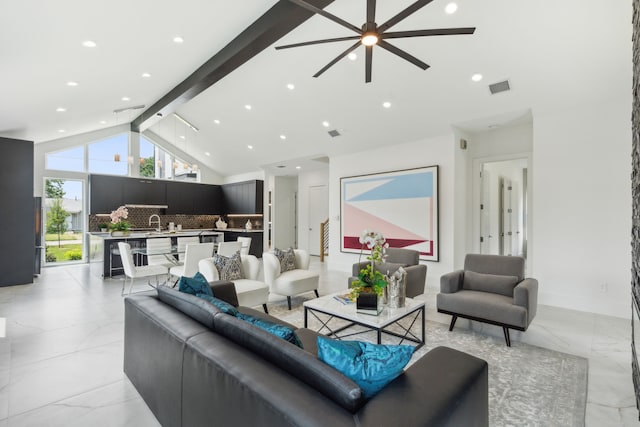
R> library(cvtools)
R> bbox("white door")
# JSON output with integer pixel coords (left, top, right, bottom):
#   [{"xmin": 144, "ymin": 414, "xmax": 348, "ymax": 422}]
[{"xmin": 308, "ymin": 185, "xmax": 328, "ymax": 256}]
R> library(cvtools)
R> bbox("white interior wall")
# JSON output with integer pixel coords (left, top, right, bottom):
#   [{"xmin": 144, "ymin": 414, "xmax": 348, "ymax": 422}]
[
  {"xmin": 273, "ymin": 176, "xmax": 298, "ymax": 250},
  {"xmin": 533, "ymin": 99, "xmax": 631, "ymax": 317},
  {"xmin": 329, "ymin": 134, "xmax": 456, "ymax": 292},
  {"xmin": 297, "ymin": 168, "xmax": 330, "ymax": 253}
]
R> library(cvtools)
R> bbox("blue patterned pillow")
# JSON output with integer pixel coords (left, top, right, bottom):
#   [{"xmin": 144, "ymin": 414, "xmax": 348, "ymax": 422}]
[
  {"xmin": 317, "ymin": 337, "xmax": 414, "ymax": 399},
  {"xmin": 197, "ymin": 294, "xmax": 239, "ymax": 316},
  {"xmin": 178, "ymin": 272, "xmax": 213, "ymax": 297},
  {"xmin": 236, "ymin": 312, "xmax": 303, "ymax": 348}
]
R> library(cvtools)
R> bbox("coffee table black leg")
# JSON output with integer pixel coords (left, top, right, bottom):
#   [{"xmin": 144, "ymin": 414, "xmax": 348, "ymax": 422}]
[
  {"xmin": 421, "ymin": 306, "xmax": 425, "ymax": 346},
  {"xmin": 377, "ymin": 329, "xmax": 382, "ymax": 344},
  {"xmin": 304, "ymin": 307, "xmax": 308, "ymax": 328}
]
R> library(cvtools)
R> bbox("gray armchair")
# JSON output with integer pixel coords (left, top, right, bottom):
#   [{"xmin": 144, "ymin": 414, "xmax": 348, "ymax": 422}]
[
  {"xmin": 436, "ymin": 254, "xmax": 538, "ymax": 346},
  {"xmin": 349, "ymin": 247, "xmax": 427, "ymax": 298}
]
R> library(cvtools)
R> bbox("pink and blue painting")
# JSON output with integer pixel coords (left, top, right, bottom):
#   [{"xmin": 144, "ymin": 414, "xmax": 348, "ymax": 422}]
[{"xmin": 341, "ymin": 166, "xmax": 439, "ymax": 261}]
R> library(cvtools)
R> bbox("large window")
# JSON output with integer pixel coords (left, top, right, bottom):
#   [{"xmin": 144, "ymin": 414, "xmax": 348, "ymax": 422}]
[
  {"xmin": 46, "ymin": 146, "xmax": 85, "ymax": 172},
  {"xmin": 139, "ymin": 136, "xmax": 156, "ymax": 178},
  {"xmin": 44, "ymin": 178, "xmax": 85, "ymax": 264},
  {"xmin": 88, "ymin": 133, "xmax": 128, "ymax": 175}
]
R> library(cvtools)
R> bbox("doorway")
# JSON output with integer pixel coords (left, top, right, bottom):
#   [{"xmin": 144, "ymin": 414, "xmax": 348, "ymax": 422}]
[
  {"xmin": 44, "ymin": 178, "xmax": 85, "ymax": 264},
  {"xmin": 478, "ymin": 158, "xmax": 528, "ymax": 258},
  {"xmin": 308, "ymin": 185, "xmax": 328, "ymax": 256}
]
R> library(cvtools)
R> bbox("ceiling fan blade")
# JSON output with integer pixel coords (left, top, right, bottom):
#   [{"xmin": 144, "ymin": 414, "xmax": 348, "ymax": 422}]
[
  {"xmin": 378, "ymin": 0, "xmax": 435, "ymax": 33},
  {"xmin": 378, "ymin": 40, "xmax": 429, "ymax": 70},
  {"xmin": 287, "ymin": 0, "xmax": 361, "ymax": 34},
  {"xmin": 365, "ymin": 45, "xmax": 373, "ymax": 83},
  {"xmin": 313, "ymin": 41, "xmax": 361, "ymax": 78},
  {"xmin": 366, "ymin": 0, "xmax": 376, "ymax": 24},
  {"xmin": 382, "ymin": 27, "xmax": 476, "ymax": 39},
  {"xmin": 275, "ymin": 35, "xmax": 361, "ymax": 50}
]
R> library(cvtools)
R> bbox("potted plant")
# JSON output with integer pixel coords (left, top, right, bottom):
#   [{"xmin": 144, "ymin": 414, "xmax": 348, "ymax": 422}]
[
  {"xmin": 109, "ymin": 206, "xmax": 131, "ymax": 236},
  {"xmin": 350, "ymin": 230, "xmax": 388, "ymax": 314},
  {"xmin": 98, "ymin": 223, "xmax": 109, "ymax": 232}
]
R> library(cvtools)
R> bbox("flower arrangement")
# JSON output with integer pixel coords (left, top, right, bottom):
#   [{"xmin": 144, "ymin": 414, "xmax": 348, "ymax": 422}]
[
  {"xmin": 109, "ymin": 206, "xmax": 130, "ymax": 232},
  {"xmin": 350, "ymin": 229, "xmax": 389, "ymax": 299}
]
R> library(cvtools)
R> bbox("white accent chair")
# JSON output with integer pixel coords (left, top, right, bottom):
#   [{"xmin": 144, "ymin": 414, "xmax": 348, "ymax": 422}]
[
  {"xmin": 176, "ymin": 236, "xmax": 199, "ymax": 262},
  {"xmin": 263, "ymin": 249, "xmax": 319, "ymax": 310},
  {"xmin": 169, "ymin": 242, "xmax": 214, "ymax": 281},
  {"xmin": 118, "ymin": 242, "xmax": 169, "ymax": 296},
  {"xmin": 217, "ymin": 241, "xmax": 242, "ymax": 257},
  {"xmin": 236, "ymin": 236, "xmax": 252, "ymax": 256},
  {"xmin": 198, "ymin": 254, "xmax": 270, "ymax": 313}
]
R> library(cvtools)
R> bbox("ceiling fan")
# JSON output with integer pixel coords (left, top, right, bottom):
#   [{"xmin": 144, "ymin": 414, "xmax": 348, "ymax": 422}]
[{"xmin": 275, "ymin": 0, "xmax": 476, "ymax": 83}]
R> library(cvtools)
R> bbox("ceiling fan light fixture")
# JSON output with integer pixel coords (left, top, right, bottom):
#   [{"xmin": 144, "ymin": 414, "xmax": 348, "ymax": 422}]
[{"xmin": 361, "ymin": 32, "xmax": 379, "ymax": 46}]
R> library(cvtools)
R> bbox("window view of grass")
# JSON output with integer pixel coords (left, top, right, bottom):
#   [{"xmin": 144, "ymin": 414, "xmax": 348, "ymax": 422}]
[{"xmin": 44, "ymin": 178, "xmax": 84, "ymax": 264}]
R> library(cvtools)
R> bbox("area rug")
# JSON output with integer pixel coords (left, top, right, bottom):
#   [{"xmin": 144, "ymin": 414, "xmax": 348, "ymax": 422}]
[{"xmin": 268, "ymin": 295, "xmax": 588, "ymax": 427}]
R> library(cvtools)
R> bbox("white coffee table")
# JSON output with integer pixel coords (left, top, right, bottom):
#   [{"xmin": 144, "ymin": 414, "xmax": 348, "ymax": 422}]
[{"xmin": 303, "ymin": 291, "xmax": 425, "ymax": 348}]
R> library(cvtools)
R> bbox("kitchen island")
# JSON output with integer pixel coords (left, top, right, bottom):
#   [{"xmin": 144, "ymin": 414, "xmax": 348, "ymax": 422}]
[{"xmin": 88, "ymin": 229, "xmax": 225, "ymax": 278}]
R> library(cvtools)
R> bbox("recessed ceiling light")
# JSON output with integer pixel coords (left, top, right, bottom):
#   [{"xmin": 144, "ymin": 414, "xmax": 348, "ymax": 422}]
[
  {"xmin": 214, "ymin": 119, "xmax": 220, "ymax": 124},
  {"xmin": 445, "ymin": 3, "xmax": 458, "ymax": 14},
  {"xmin": 247, "ymin": 145, "xmax": 253, "ymax": 150},
  {"xmin": 383, "ymin": 101, "xmax": 391, "ymax": 108},
  {"xmin": 348, "ymin": 52, "xmax": 357, "ymax": 61},
  {"xmin": 322, "ymin": 121, "xmax": 330, "ymax": 127},
  {"xmin": 82, "ymin": 40, "xmax": 97, "ymax": 48},
  {"xmin": 471, "ymin": 73, "xmax": 483, "ymax": 82},
  {"xmin": 179, "ymin": 135, "xmax": 185, "ymax": 140},
  {"xmin": 280, "ymin": 135, "xmax": 287, "ymax": 140},
  {"xmin": 99, "ymin": 120, "xmax": 107, "ymax": 125},
  {"xmin": 296, "ymin": 166, "xmax": 301, "ymax": 170},
  {"xmin": 173, "ymin": 36, "xmax": 184, "ymax": 43},
  {"xmin": 205, "ymin": 152, "xmax": 210, "ymax": 156},
  {"xmin": 58, "ymin": 129, "xmax": 66, "ymax": 133},
  {"xmin": 245, "ymin": 104, "xmax": 252, "ymax": 110},
  {"xmin": 286, "ymin": 83, "xmax": 295, "ymax": 90},
  {"xmin": 56, "ymin": 107, "xmax": 66, "ymax": 112},
  {"xmin": 141, "ymin": 72, "xmax": 151, "ymax": 78},
  {"xmin": 67, "ymin": 81, "xmax": 78, "ymax": 87},
  {"xmin": 121, "ymin": 96, "xmax": 130, "ymax": 101}
]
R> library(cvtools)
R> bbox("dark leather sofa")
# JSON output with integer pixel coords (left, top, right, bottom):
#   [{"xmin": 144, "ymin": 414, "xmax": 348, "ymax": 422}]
[{"xmin": 124, "ymin": 282, "xmax": 489, "ymax": 427}]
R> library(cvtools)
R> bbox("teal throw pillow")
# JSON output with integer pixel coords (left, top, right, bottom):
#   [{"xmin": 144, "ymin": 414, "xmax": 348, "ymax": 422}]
[
  {"xmin": 196, "ymin": 294, "xmax": 239, "ymax": 316},
  {"xmin": 317, "ymin": 336, "xmax": 414, "ymax": 399},
  {"xmin": 178, "ymin": 272, "xmax": 213, "ymax": 297},
  {"xmin": 236, "ymin": 312, "xmax": 303, "ymax": 348}
]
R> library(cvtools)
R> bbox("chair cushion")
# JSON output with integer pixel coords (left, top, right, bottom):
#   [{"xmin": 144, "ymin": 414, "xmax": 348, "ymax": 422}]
[
  {"xmin": 437, "ymin": 290, "xmax": 528, "ymax": 328},
  {"xmin": 274, "ymin": 247, "xmax": 296, "ymax": 272},
  {"xmin": 178, "ymin": 272, "xmax": 213, "ymax": 297},
  {"xmin": 212, "ymin": 251, "xmax": 244, "ymax": 281},
  {"xmin": 157, "ymin": 286, "xmax": 221, "ymax": 329},
  {"xmin": 462, "ymin": 270, "xmax": 519, "ymax": 297},
  {"xmin": 235, "ymin": 312, "xmax": 302, "ymax": 347},
  {"xmin": 317, "ymin": 336, "xmax": 414, "ymax": 399}
]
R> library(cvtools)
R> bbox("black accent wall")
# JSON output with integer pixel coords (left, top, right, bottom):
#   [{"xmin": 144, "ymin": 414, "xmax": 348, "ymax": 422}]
[{"xmin": 0, "ymin": 137, "xmax": 34, "ymax": 286}]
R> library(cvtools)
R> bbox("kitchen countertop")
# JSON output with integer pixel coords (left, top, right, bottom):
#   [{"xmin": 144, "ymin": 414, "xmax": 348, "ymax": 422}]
[{"xmin": 89, "ymin": 228, "xmax": 263, "ymax": 240}]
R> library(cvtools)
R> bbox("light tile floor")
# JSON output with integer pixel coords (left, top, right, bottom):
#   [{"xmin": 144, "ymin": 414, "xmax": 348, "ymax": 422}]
[{"xmin": 0, "ymin": 259, "xmax": 638, "ymax": 426}]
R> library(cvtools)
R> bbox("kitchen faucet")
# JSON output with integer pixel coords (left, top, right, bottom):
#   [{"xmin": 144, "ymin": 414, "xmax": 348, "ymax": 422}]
[{"xmin": 149, "ymin": 214, "xmax": 161, "ymax": 232}]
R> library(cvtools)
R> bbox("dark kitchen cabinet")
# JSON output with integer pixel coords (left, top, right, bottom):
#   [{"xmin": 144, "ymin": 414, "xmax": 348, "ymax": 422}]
[
  {"xmin": 223, "ymin": 231, "xmax": 263, "ymax": 257},
  {"xmin": 90, "ymin": 175, "xmax": 125, "ymax": 214},
  {"xmin": 166, "ymin": 182, "xmax": 222, "ymax": 214},
  {"xmin": 222, "ymin": 180, "xmax": 263, "ymax": 214},
  {"xmin": 123, "ymin": 179, "xmax": 166, "ymax": 206}
]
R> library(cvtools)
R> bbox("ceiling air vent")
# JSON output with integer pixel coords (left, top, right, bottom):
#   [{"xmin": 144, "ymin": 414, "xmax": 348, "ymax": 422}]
[
  {"xmin": 489, "ymin": 80, "xmax": 511, "ymax": 95},
  {"xmin": 328, "ymin": 129, "xmax": 341, "ymax": 137}
]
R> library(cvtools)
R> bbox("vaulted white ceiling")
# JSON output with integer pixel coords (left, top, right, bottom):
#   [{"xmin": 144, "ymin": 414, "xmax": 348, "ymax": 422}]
[{"xmin": 0, "ymin": 1, "xmax": 631, "ymax": 177}]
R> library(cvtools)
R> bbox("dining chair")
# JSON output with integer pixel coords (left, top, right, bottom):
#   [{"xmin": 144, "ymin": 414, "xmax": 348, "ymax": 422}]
[
  {"xmin": 236, "ymin": 236, "xmax": 252, "ymax": 256},
  {"xmin": 145, "ymin": 237, "xmax": 175, "ymax": 270},
  {"xmin": 169, "ymin": 242, "xmax": 215, "ymax": 281},
  {"xmin": 217, "ymin": 241, "xmax": 242, "ymax": 257},
  {"xmin": 176, "ymin": 236, "xmax": 199, "ymax": 262},
  {"xmin": 118, "ymin": 242, "xmax": 169, "ymax": 296}
]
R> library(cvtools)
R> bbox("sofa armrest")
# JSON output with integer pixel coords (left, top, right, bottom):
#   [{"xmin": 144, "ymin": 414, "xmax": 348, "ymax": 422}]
[
  {"xmin": 440, "ymin": 270, "xmax": 464, "ymax": 293},
  {"xmin": 404, "ymin": 264, "xmax": 427, "ymax": 297},
  {"xmin": 262, "ymin": 252, "xmax": 281, "ymax": 285},
  {"xmin": 514, "ymin": 278, "xmax": 538, "ymax": 326},
  {"xmin": 209, "ymin": 280, "xmax": 240, "ymax": 307}
]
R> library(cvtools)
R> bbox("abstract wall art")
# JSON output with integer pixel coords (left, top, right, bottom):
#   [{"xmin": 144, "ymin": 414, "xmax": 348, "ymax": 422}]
[{"xmin": 340, "ymin": 165, "xmax": 439, "ymax": 261}]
